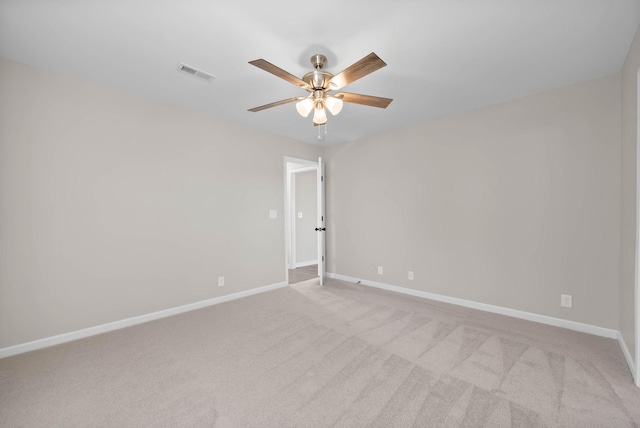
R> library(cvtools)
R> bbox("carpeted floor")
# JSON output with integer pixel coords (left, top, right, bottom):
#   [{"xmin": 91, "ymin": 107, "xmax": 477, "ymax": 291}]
[
  {"xmin": 1, "ymin": 277, "xmax": 639, "ymax": 427},
  {"xmin": 288, "ymin": 264, "xmax": 318, "ymax": 284}
]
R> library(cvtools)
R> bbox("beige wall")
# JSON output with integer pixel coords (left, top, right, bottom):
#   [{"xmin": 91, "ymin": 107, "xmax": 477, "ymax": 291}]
[
  {"xmin": 0, "ymin": 59, "xmax": 321, "ymax": 348},
  {"xmin": 620, "ymin": 27, "xmax": 640, "ymax": 362},
  {"xmin": 0, "ymin": 55, "xmax": 631, "ymax": 350},
  {"xmin": 295, "ymin": 170, "xmax": 317, "ymax": 265},
  {"xmin": 325, "ymin": 74, "xmax": 622, "ymax": 329}
]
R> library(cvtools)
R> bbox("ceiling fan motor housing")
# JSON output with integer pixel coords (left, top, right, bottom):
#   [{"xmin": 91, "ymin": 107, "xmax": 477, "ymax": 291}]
[{"xmin": 303, "ymin": 70, "xmax": 333, "ymax": 91}]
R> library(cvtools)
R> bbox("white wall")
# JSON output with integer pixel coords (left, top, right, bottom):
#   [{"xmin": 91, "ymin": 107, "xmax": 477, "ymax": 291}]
[
  {"xmin": 325, "ymin": 74, "xmax": 622, "ymax": 329},
  {"xmin": 294, "ymin": 170, "xmax": 317, "ymax": 265},
  {"xmin": 0, "ymin": 59, "xmax": 321, "ymax": 348},
  {"xmin": 620, "ymin": 27, "xmax": 640, "ymax": 363}
]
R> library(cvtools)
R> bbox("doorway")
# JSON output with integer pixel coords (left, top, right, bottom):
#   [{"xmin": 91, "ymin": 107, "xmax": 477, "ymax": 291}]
[{"xmin": 285, "ymin": 157, "xmax": 319, "ymax": 285}]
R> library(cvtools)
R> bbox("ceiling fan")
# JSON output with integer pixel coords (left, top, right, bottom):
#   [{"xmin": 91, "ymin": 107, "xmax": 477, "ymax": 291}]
[{"xmin": 247, "ymin": 52, "xmax": 393, "ymax": 126}]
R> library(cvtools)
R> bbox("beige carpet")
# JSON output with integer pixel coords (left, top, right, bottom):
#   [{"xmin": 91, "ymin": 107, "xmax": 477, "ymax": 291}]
[
  {"xmin": 1, "ymin": 278, "xmax": 639, "ymax": 427},
  {"xmin": 288, "ymin": 264, "xmax": 318, "ymax": 284}
]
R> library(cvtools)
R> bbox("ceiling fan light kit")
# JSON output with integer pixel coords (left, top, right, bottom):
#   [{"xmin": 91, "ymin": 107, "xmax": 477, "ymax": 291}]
[
  {"xmin": 313, "ymin": 102, "xmax": 327, "ymax": 125},
  {"xmin": 325, "ymin": 95, "xmax": 344, "ymax": 115},
  {"xmin": 295, "ymin": 97, "xmax": 313, "ymax": 117},
  {"xmin": 248, "ymin": 52, "xmax": 393, "ymax": 128}
]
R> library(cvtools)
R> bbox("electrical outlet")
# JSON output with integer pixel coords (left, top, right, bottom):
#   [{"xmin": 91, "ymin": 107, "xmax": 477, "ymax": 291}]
[
  {"xmin": 560, "ymin": 294, "xmax": 572, "ymax": 308},
  {"xmin": 408, "ymin": 271, "xmax": 414, "ymax": 280},
  {"xmin": 218, "ymin": 276, "xmax": 225, "ymax": 287},
  {"xmin": 377, "ymin": 266, "xmax": 383, "ymax": 275}
]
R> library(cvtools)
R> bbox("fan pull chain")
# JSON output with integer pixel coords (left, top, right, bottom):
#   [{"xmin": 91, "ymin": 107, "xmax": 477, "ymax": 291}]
[{"xmin": 317, "ymin": 122, "xmax": 327, "ymax": 141}]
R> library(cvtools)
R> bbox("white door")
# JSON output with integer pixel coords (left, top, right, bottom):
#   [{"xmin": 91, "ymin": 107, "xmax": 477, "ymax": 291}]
[{"xmin": 317, "ymin": 157, "xmax": 326, "ymax": 285}]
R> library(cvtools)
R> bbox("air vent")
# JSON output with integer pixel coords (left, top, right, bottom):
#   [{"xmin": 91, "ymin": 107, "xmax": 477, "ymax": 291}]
[{"xmin": 177, "ymin": 63, "xmax": 215, "ymax": 82}]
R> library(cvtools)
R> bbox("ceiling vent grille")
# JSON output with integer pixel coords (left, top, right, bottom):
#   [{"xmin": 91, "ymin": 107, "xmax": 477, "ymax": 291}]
[{"xmin": 178, "ymin": 63, "xmax": 215, "ymax": 82}]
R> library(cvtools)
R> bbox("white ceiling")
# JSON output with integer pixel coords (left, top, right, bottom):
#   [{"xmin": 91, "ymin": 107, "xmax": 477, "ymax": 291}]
[{"xmin": 1, "ymin": 0, "xmax": 639, "ymax": 145}]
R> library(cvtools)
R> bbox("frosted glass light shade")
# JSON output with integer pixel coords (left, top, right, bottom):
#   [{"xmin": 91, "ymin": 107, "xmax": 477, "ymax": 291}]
[
  {"xmin": 325, "ymin": 96, "xmax": 343, "ymax": 115},
  {"xmin": 313, "ymin": 104, "xmax": 327, "ymax": 125},
  {"xmin": 296, "ymin": 98, "xmax": 313, "ymax": 117}
]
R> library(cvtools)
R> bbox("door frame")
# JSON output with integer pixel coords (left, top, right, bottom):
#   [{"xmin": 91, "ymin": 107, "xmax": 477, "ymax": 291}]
[
  {"xmin": 284, "ymin": 157, "xmax": 319, "ymax": 284},
  {"xmin": 317, "ymin": 156, "xmax": 326, "ymax": 285},
  {"xmin": 635, "ymin": 69, "xmax": 640, "ymax": 387}
]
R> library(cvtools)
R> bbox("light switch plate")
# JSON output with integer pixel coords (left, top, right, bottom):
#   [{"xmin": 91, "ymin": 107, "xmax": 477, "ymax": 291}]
[
  {"xmin": 269, "ymin": 210, "xmax": 277, "ymax": 219},
  {"xmin": 298, "ymin": 212, "xmax": 303, "ymax": 218}
]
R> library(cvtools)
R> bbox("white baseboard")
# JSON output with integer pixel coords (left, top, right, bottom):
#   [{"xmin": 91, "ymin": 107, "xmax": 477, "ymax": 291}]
[
  {"xmin": 294, "ymin": 260, "xmax": 318, "ymax": 268},
  {"xmin": 326, "ymin": 272, "xmax": 618, "ymax": 339},
  {"xmin": 617, "ymin": 332, "xmax": 638, "ymax": 386},
  {"xmin": 0, "ymin": 281, "xmax": 288, "ymax": 359}
]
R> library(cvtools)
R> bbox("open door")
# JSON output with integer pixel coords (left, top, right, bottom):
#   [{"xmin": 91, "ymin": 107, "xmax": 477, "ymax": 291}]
[{"xmin": 317, "ymin": 157, "xmax": 326, "ymax": 285}]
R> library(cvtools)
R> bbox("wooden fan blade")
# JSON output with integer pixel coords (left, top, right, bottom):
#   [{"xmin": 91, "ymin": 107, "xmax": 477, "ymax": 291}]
[
  {"xmin": 337, "ymin": 92, "xmax": 393, "ymax": 109},
  {"xmin": 328, "ymin": 52, "xmax": 387, "ymax": 90},
  {"xmin": 248, "ymin": 97, "xmax": 298, "ymax": 112},
  {"xmin": 249, "ymin": 59, "xmax": 309, "ymax": 89}
]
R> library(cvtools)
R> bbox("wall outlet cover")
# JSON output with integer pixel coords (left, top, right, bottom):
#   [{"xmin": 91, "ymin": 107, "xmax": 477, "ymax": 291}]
[
  {"xmin": 218, "ymin": 276, "xmax": 225, "ymax": 287},
  {"xmin": 408, "ymin": 271, "xmax": 414, "ymax": 280},
  {"xmin": 377, "ymin": 266, "xmax": 383, "ymax": 275},
  {"xmin": 561, "ymin": 294, "xmax": 572, "ymax": 308}
]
